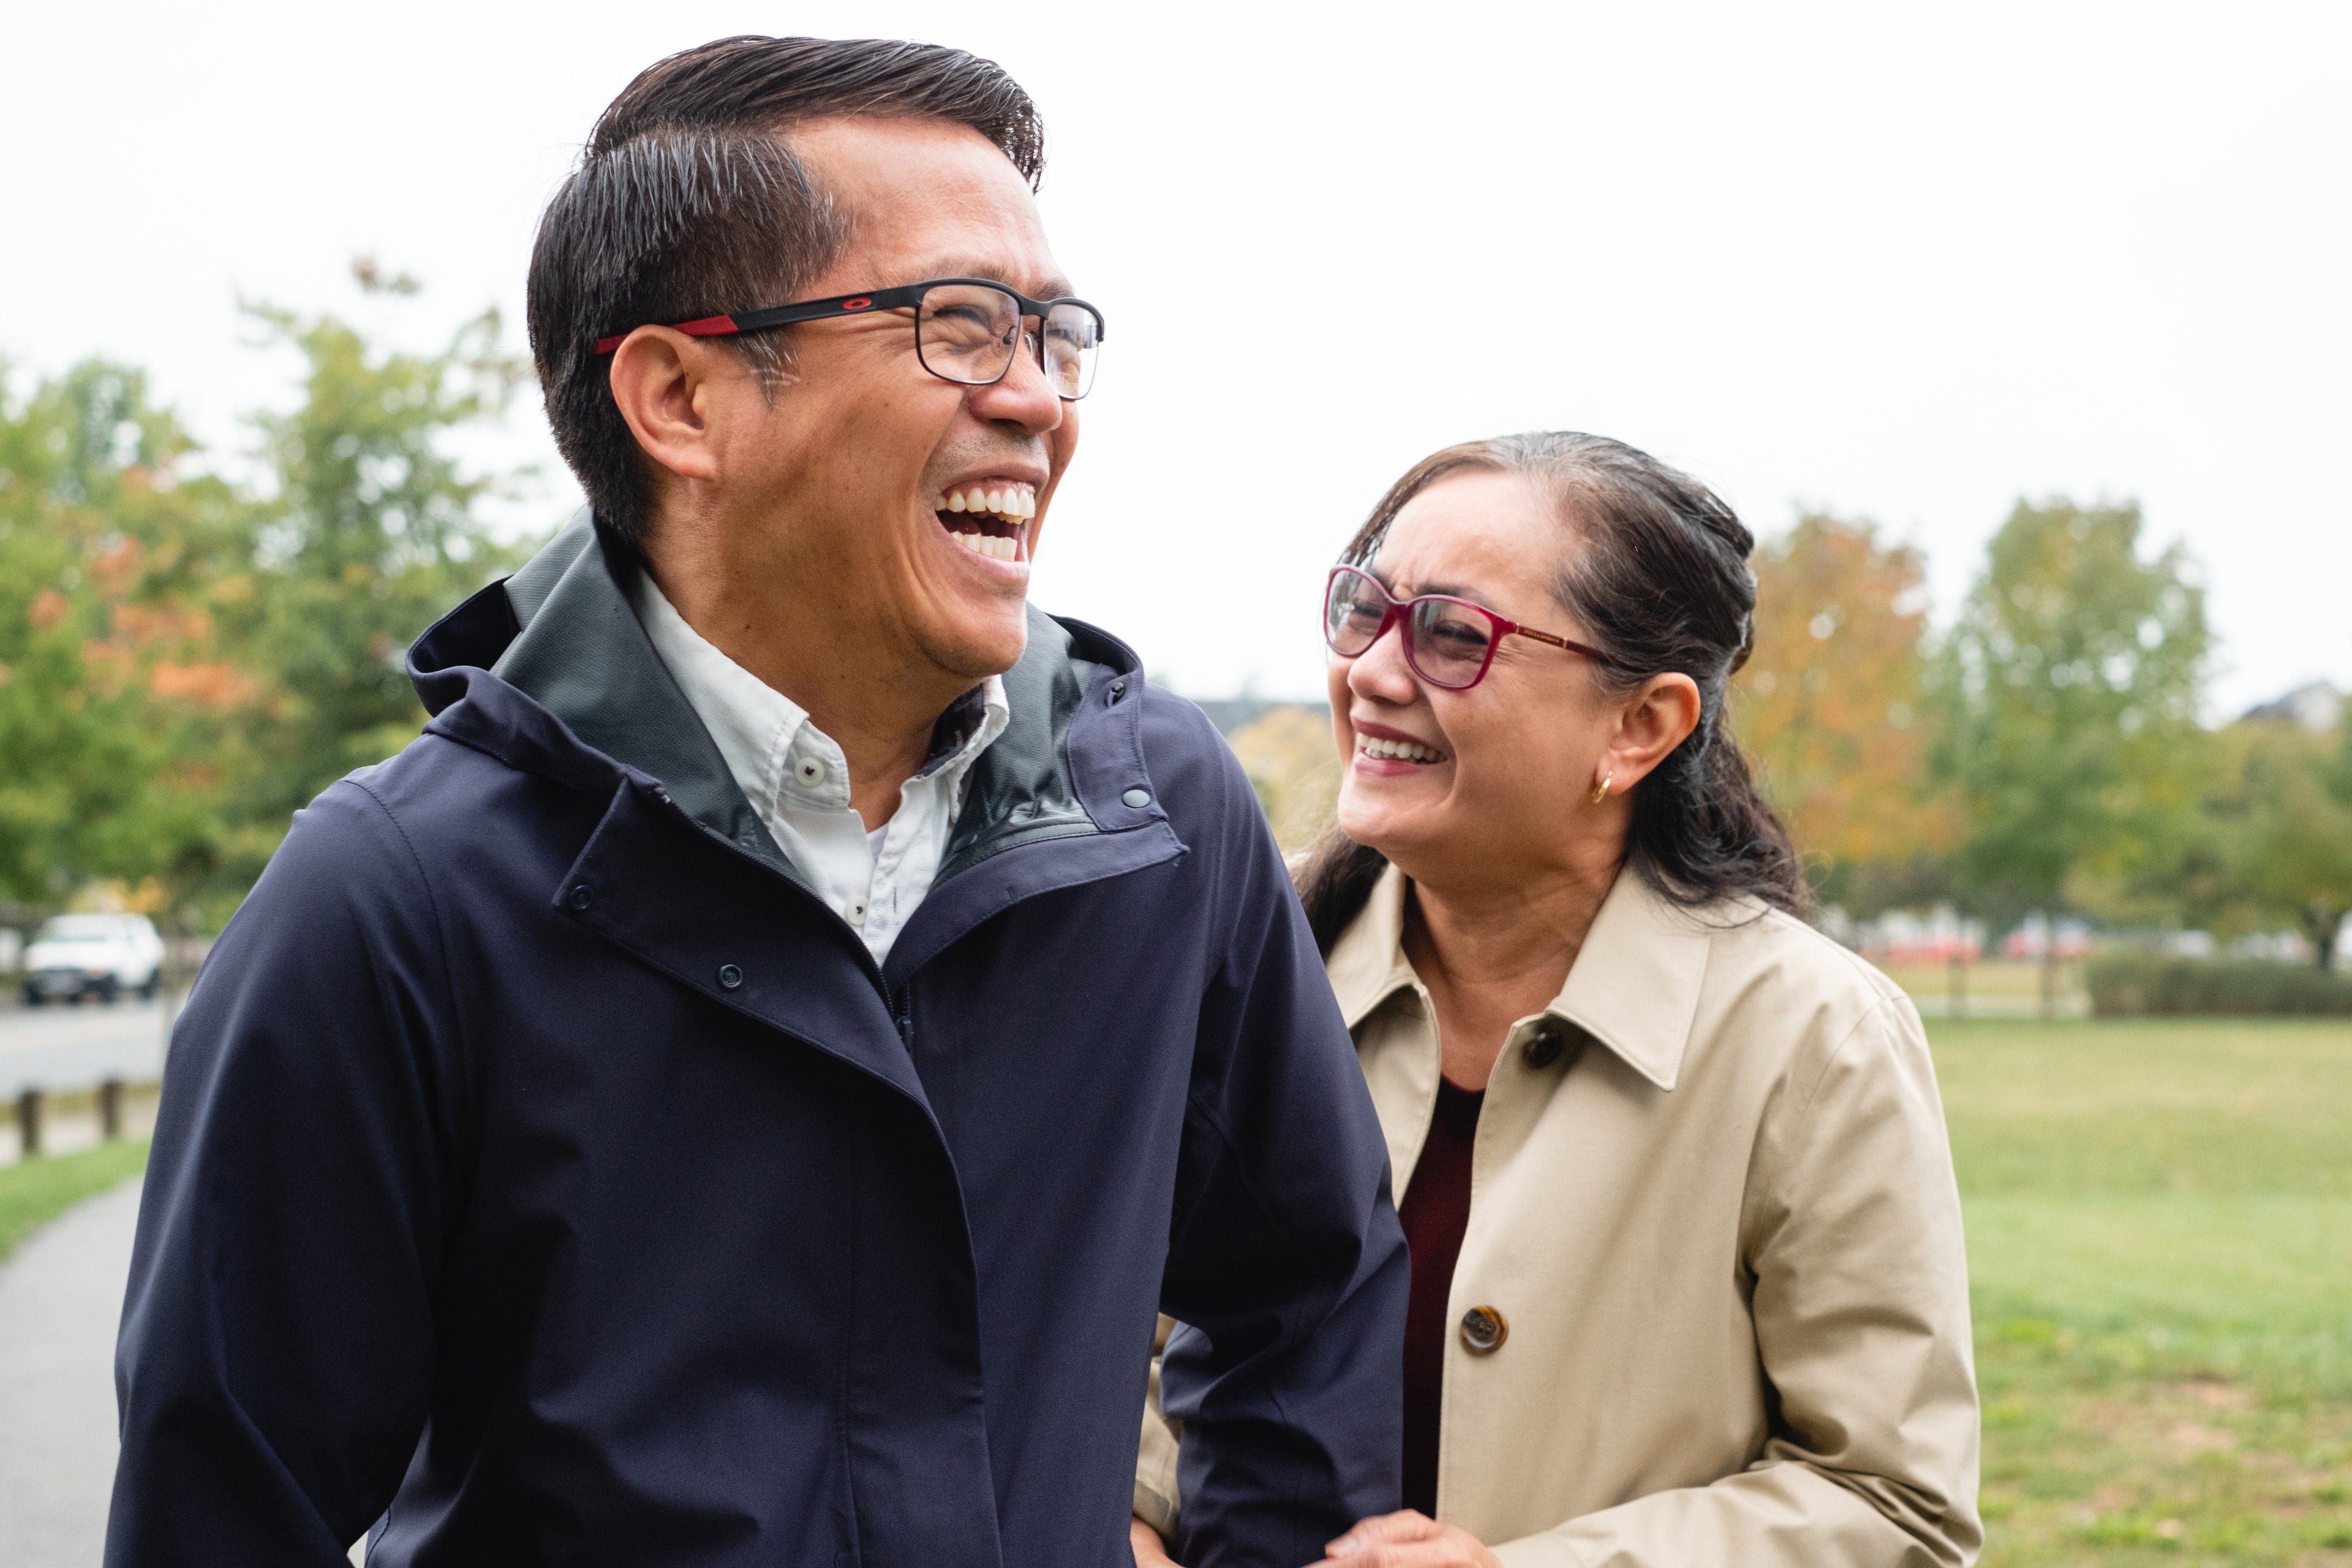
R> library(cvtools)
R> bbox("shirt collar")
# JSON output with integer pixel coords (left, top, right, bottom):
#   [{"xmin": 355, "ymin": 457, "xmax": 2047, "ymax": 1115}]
[
  {"xmin": 1325, "ymin": 858, "xmax": 1719, "ymax": 1091},
  {"xmin": 630, "ymin": 570, "xmax": 1008, "ymax": 820}
]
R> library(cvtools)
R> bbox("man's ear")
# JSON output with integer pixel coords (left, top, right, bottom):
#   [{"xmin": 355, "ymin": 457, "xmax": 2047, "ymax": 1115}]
[
  {"xmin": 606, "ymin": 327, "xmax": 733, "ymax": 484},
  {"xmin": 1602, "ymin": 673, "xmax": 1703, "ymax": 791}
]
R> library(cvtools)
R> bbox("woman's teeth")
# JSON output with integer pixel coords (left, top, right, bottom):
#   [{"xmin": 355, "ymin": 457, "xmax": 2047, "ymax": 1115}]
[
  {"xmin": 951, "ymin": 531, "xmax": 1023, "ymax": 561},
  {"xmin": 1357, "ymin": 734, "xmax": 1445, "ymax": 763}
]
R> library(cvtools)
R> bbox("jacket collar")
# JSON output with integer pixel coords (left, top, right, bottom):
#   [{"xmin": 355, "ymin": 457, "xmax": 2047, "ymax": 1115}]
[
  {"xmin": 1325, "ymin": 859, "xmax": 1719, "ymax": 1091},
  {"xmin": 408, "ymin": 515, "xmax": 1173, "ymax": 919},
  {"xmin": 405, "ymin": 515, "xmax": 1182, "ymax": 1118},
  {"xmin": 489, "ymin": 516, "xmax": 793, "ymax": 879}
]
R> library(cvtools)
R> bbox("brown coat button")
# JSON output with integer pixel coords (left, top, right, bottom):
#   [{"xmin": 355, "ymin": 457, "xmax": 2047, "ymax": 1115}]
[
  {"xmin": 1460, "ymin": 1305, "xmax": 1509, "ymax": 1354},
  {"xmin": 1524, "ymin": 1027, "xmax": 1566, "ymax": 1069}
]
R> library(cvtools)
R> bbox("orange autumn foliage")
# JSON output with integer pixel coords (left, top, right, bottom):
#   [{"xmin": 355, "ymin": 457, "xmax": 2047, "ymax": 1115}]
[
  {"xmin": 1733, "ymin": 514, "xmax": 1961, "ymax": 873},
  {"xmin": 149, "ymin": 660, "xmax": 260, "ymax": 709},
  {"xmin": 111, "ymin": 601, "xmax": 213, "ymax": 646},
  {"xmin": 91, "ymin": 534, "xmax": 143, "ymax": 594}
]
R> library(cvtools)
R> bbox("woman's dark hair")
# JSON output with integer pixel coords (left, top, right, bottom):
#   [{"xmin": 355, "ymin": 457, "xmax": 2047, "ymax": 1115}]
[
  {"xmin": 526, "ymin": 36, "xmax": 1046, "ymax": 545},
  {"xmin": 1297, "ymin": 431, "xmax": 1807, "ymax": 953}
]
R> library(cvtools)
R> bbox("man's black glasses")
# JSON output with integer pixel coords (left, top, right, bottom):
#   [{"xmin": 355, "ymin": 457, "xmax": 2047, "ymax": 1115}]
[{"xmin": 594, "ymin": 277, "xmax": 1105, "ymax": 401}]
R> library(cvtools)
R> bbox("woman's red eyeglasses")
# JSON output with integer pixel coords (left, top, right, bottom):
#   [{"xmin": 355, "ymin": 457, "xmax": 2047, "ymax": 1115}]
[{"xmin": 1322, "ymin": 565, "xmax": 1618, "ymax": 690}]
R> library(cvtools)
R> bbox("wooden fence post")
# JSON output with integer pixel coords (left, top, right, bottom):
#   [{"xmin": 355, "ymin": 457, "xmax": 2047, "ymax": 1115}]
[
  {"xmin": 15, "ymin": 1088, "xmax": 41, "ymax": 1158},
  {"xmin": 100, "ymin": 1078, "xmax": 124, "ymax": 1141}
]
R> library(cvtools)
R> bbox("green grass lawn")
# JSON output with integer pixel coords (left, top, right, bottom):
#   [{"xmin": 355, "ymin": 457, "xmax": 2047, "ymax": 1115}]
[
  {"xmin": 1936, "ymin": 1018, "xmax": 2352, "ymax": 1566},
  {"xmin": 0, "ymin": 1139, "xmax": 149, "ymax": 1265}
]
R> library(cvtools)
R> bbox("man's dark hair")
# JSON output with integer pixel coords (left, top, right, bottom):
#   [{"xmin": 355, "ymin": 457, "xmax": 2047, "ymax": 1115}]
[{"xmin": 527, "ymin": 37, "xmax": 1047, "ymax": 545}]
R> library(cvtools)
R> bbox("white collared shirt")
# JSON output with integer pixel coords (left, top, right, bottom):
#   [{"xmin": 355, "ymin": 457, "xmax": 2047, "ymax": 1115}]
[{"xmin": 630, "ymin": 573, "xmax": 1009, "ymax": 965}]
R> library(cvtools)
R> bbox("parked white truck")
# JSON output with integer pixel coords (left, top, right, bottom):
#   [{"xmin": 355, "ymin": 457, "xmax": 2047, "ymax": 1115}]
[{"xmin": 20, "ymin": 914, "xmax": 165, "ymax": 1005}]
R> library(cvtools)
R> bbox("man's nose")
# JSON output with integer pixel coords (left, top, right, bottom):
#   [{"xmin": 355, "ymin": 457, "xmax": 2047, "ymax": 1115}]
[{"xmin": 964, "ymin": 331, "xmax": 1065, "ymax": 434}]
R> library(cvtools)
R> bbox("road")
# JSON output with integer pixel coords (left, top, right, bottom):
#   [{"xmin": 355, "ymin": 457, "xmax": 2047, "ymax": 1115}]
[{"xmin": 0, "ymin": 997, "xmax": 173, "ymax": 1096}]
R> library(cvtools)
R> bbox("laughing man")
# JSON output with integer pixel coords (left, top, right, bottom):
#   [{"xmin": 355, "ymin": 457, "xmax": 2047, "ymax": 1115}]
[{"xmin": 108, "ymin": 37, "xmax": 1406, "ymax": 1568}]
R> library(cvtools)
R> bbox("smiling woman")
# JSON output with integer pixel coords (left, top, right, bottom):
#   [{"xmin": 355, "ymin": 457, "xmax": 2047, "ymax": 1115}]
[
  {"xmin": 1134, "ymin": 432, "xmax": 1981, "ymax": 1568},
  {"xmin": 1297, "ymin": 431, "xmax": 1806, "ymax": 953}
]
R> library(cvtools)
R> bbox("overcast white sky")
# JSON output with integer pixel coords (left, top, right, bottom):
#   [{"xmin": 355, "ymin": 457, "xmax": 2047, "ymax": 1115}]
[{"xmin": 4, "ymin": 0, "xmax": 2346, "ymax": 712}]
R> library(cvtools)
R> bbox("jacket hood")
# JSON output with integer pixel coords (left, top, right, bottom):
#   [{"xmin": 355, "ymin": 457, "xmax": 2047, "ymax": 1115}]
[{"xmin": 408, "ymin": 514, "xmax": 1161, "ymax": 906}]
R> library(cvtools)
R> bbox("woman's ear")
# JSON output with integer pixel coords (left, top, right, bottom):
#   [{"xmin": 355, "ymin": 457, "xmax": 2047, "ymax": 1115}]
[
  {"xmin": 606, "ymin": 327, "xmax": 730, "ymax": 484},
  {"xmin": 1601, "ymin": 673, "xmax": 1702, "ymax": 793}
]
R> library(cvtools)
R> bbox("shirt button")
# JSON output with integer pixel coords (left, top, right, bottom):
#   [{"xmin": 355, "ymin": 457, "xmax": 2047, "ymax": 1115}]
[
  {"xmin": 848, "ymin": 902, "xmax": 867, "ymax": 925},
  {"xmin": 796, "ymin": 760, "xmax": 822, "ymax": 783},
  {"xmin": 717, "ymin": 963, "xmax": 744, "ymax": 991},
  {"xmin": 1122, "ymin": 788, "xmax": 1152, "ymax": 809},
  {"xmin": 1460, "ymin": 1305, "xmax": 1509, "ymax": 1354},
  {"xmin": 1525, "ymin": 1026, "xmax": 1566, "ymax": 1069},
  {"xmin": 565, "ymin": 884, "xmax": 594, "ymax": 912}
]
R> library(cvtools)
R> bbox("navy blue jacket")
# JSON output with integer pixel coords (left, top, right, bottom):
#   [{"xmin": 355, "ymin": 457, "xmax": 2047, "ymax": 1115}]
[{"xmin": 109, "ymin": 525, "xmax": 1406, "ymax": 1567}]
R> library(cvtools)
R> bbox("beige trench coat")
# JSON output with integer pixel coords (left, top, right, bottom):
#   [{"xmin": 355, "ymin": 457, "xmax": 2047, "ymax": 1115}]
[{"xmin": 1139, "ymin": 863, "xmax": 1980, "ymax": 1566}]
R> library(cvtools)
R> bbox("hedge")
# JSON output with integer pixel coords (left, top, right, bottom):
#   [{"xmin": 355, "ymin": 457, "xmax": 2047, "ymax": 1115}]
[{"xmin": 2086, "ymin": 952, "xmax": 2352, "ymax": 1017}]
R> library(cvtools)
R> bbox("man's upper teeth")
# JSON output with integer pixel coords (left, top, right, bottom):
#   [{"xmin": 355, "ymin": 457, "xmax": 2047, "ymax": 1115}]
[
  {"xmin": 935, "ymin": 485, "xmax": 1035, "ymax": 518},
  {"xmin": 1359, "ymin": 734, "xmax": 1442, "ymax": 762}
]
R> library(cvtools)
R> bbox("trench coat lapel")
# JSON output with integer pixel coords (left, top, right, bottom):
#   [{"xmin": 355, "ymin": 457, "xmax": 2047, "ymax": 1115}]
[{"xmin": 1332, "ymin": 862, "xmax": 1713, "ymax": 1093}]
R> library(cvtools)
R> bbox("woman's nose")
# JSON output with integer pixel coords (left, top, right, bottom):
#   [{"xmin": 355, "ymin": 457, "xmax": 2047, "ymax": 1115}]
[{"xmin": 1347, "ymin": 617, "xmax": 1419, "ymax": 704}]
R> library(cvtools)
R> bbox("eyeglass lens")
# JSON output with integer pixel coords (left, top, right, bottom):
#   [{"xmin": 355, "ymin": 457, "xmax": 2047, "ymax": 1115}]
[
  {"xmin": 1324, "ymin": 570, "xmax": 1496, "ymax": 689},
  {"xmin": 916, "ymin": 283, "xmax": 1100, "ymax": 399}
]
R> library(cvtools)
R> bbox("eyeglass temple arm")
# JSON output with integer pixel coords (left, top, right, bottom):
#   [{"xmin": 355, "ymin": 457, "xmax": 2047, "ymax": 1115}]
[
  {"xmin": 1508, "ymin": 624, "xmax": 1619, "ymax": 668},
  {"xmin": 592, "ymin": 284, "xmax": 937, "ymax": 356},
  {"xmin": 728, "ymin": 284, "xmax": 937, "ymax": 336}
]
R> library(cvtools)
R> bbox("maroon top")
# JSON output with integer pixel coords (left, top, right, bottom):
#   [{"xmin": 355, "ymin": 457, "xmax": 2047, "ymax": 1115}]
[{"xmin": 1397, "ymin": 1076, "xmax": 1485, "ymax": 1516}]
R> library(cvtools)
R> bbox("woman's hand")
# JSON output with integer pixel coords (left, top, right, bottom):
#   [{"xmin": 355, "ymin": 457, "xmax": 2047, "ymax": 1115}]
[
  {"xmin": 1319, "ymin": 1510, "xmax": 1502, "ymax": 1567},
  {"xmin": 1131, "ymin": 1517, "xmax": 1182, "ymax": 1567}
]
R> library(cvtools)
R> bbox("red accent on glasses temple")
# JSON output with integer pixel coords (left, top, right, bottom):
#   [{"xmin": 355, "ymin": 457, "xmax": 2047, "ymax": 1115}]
[
  {"xmin": 842, "ymin": 297, "xmax": 874, "ymax": 310},
  {"xmin": 592, "ymin": 315, "xmax": 742, "ymax": 356}
]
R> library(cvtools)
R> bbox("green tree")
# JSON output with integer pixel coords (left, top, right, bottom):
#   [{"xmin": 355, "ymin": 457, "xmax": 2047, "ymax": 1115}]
[
  {"xmin": 228, "ymin": 268, "xmax": 536, "ymax": 860},
  {"xmin": 0, "ymin": 266, "xmax": 536, "ymax": 930},
  {"xmin": 0, "ymin": 361, "xmax": 262, "ymax": 911},
  {"xmin": 2212, "ymin": 719, "xmax": 2352, "ymax": 968},
  {"xmin": 1926, "ymin": 499, "xmax": 2212, "ymax": 991}
]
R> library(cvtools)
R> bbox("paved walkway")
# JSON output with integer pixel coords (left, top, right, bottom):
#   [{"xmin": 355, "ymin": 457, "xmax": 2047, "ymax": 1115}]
[
  {"xmin": 0, "ymin": 1178, "xmax": 140, "ymax": 1567},
  {"xmin": 0, "ymin": 1181, "xmax": 371, "ymax": 1566}
]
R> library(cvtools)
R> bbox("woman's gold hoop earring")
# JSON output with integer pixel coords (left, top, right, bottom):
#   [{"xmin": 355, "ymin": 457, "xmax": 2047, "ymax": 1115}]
[{"xmin": 1590, "ymin": 771, "xmax": 1613, "ymax": 806}]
